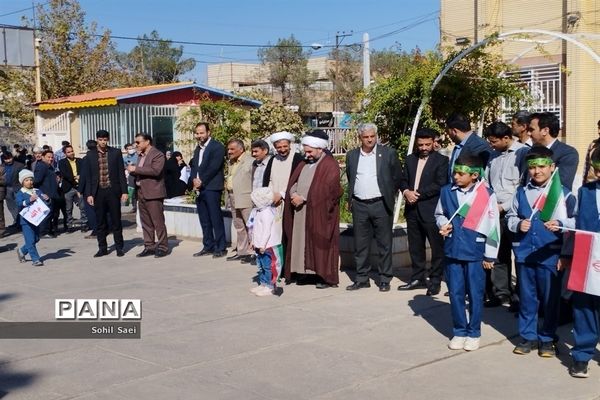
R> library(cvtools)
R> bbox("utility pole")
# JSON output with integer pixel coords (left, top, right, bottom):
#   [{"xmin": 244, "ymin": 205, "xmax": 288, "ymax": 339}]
[
  {"xmin": 34, "ymin": 37, "xmax": 41, "ymax": 102},
  {"xmin": 362, "ymin": 33, "xmax": 370, "ymax": 89},
  {"xmin": 333, "ymin": 31, "xmax": 352, "ymax": 112}
]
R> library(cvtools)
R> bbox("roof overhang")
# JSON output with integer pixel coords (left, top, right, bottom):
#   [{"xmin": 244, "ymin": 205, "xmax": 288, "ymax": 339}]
[{"xmin": 38, "ymin": 98, "xmax": 118, "ymax": 111}]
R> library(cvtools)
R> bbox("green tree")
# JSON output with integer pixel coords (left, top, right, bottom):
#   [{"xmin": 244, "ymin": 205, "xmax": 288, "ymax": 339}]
[
  {"xmin": 120, "ymin": 30, "xmax": 196, "ymax": 84},
  {"xmin": 174, "ymin": 97, "xmax": 249, "ymax": 160},
  {"xmin": 34, "ymin": 0, "xmax": 131, "ymax": 99},
  {"xmin": 360, "ymin": 44, "xmax": 527, "ymax": 155},
  {"xmin": 258, "ymin": 35, "xmax": 317, "ymax": 112},
  {"xmin": 328, "ymin": 47, "xmax": 362, "ymax": 112},
  {"xmin": 242, "ymin": 89, "xmax": 305, "ymax": 138}
]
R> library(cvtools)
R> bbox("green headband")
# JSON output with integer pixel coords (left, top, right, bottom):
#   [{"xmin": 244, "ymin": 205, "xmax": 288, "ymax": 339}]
[
  {"xmin": 592, "ymin": 160, "xmax": 600, "ymax": 170},
  {"xmin": 527, "ymin": 157, "xmax": 553, "ymax": 167},
  {"xmin": 453, "ymin": 164, "xmax": 480, "ymax": 174}
]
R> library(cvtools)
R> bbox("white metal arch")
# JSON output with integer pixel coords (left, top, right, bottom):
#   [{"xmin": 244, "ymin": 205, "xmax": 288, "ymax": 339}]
[{"xmin": 406, "ymin": 29, "xmax": 600, "ymax": 155}]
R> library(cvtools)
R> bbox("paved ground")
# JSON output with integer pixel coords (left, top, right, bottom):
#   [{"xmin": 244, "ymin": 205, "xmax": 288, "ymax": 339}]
[{"xmin": 0, "ymin": 211, "xmax": 599, "ymax": 399}]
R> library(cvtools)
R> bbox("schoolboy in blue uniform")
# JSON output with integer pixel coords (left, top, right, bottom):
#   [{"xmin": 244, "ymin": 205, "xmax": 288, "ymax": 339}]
[
  {"xmin": 507, "ymin": 146, "xmax": 575, "ymax": 357},
  {"xmin": 435, "ymin": 154, "xmax": 498, "ymax": 352},
  {"xmin": 564, "ymin": 148, "xmax": 600, "ymax": 378}
]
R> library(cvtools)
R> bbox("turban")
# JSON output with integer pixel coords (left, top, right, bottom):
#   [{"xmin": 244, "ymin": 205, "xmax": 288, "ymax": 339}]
[{"xmin": 301, "ymin": 129, "xmax": 329, "ymax": 149}]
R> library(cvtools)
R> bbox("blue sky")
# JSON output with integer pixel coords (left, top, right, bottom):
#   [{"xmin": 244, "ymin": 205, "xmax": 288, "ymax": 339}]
[{"xmin": 1, "ymin": 0, "xmax": 440, "ymax": 83}]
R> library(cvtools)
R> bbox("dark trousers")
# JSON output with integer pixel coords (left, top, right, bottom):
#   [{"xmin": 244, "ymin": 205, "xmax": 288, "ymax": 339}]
[
  {"xmin": 485, "ymin": 218, "xmax": 513, "ymax": 299},
  {"xmin": 406, "ymin": 212, "xmax": 445, "ymax": 285},
  {"xmin": 84, "ymin": 201, "xmax": 97, "ymax": 232},
  {"xmin": 351, "ymin": 198, "xmax": 393, "ymax": 283},
  {"xmin": 195, "ymin": 190, "xmax": 225, "ymax": 252},
  {"xmin": 517, "ymin": 263, "xmax": 562, "ymax": 343},
  {"xmin": 571, "ymin": 291, "xmax": 600, "ymax": 362},
  {"xmin": 138, "ymin": 191, "xmax": 168, "ymax": 252},
  {"xmin": 51, "ymin": 197, "xmax": 67, "ymax": 232},
  {"xmin": 94, "ymin": 187, "xmax": 124, "ymax": 251}
]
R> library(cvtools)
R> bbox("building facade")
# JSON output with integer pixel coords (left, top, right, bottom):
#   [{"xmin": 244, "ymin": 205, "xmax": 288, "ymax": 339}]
[
  {"xmin": 440, "ymin": 0, "xmax": 600, "ymax": 179},
  {"xmin": 34, "ymin": 82, "xmax": 260, "ymax": 155},
  {"xmin": 207, "ymin": 57, "xmax": 336, "ymax": 113}
]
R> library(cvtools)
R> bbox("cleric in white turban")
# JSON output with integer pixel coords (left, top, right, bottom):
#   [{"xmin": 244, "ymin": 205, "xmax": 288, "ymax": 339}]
[
  {"xmin": 269, "ymin": 131, "xmax": 295, "ymax": 144},
  {"xmin": 300, "ymin": 129, "xmax": 329, "ymax": 149}
]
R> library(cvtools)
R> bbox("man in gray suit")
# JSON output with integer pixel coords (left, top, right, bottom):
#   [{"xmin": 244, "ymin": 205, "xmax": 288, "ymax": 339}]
[
  {"xmin": 224, "ymin": 139, "xmax": 254, "ymax": 263},
  {"xmin": 345, "ymin": 123, "xmax": 402, "ymax": 292}
]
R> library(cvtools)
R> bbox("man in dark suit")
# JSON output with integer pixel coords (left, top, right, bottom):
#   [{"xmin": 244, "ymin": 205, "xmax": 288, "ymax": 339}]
[
  {"xmin": 82, "ymin": 130, "xmax": 128, "ymax": 257},
  {"xmin": 345, "ymin": 123, "xmax": 402, "ymax": 292},
  {"xmin": 446, "ymin": 113, "xmax": 493, "ymax": 181},
  {"xmin": 58, "ymin": 145, "xmax": 86, "ymax": 230},
  {"xmin": 399, "ymin": 128, "xmax": 449, "ymax": 295},
  {"xmin": 188, "ymin": 122, "xmax": 227, "ymax": 258},
  {"xmin": 127, "ymin": 133, "xmax": 168, "ymax": 258},
  {"xmin": 528, "ymin": 111, "xmax": 579, "ymax": 191},
  {"xmin": 34, "ymin": 150, "xmax": 60, "ymax": 238}
]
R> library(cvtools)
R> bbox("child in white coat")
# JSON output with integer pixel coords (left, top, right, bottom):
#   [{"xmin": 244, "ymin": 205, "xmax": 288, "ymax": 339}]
[{"xmin": 248, "ymin": 187, "xmax": 282, "ymax": 297}]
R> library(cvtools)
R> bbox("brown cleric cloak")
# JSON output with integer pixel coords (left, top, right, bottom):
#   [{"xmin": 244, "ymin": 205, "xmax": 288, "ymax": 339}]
[{"xmin": 283, "ymin": 153, "xmax": 342, "ymax": 285}]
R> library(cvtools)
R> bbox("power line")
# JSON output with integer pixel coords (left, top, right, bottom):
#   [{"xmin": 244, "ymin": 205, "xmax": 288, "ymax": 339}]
[{"xmin": 0, "ymin": 1, "xmax": 50, "ymax": 18}]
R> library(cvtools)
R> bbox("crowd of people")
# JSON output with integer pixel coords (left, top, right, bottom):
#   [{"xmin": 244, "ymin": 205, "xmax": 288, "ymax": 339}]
[{"xmin": 1, "ymin": 112, "xmax": 599, "ymax": 379}]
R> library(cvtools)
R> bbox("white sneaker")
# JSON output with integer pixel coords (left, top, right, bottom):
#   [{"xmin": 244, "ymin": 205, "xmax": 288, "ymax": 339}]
[
  {"xmin": 448, "ymin": 336, "xmax": 467, "ymax": 350},
  {"xmin": 254, "ymin": 286, "xmax": 273, "ymax": 297},
  {"xmin": 464, "ymin": 337, "xmax": 480, "ymax": 351},
  {"xmin": 250, "ymin": 286, "xmax": 262, "ymax": 293}
]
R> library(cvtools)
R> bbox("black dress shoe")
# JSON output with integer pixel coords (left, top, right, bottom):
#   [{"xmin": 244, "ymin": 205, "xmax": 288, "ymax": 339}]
[
  {"xmin": 241, "ymin": 254, "xmax": 256, "ymax": 264},
  {"xmin": 193, "ymin": 248, "xmax": 212, "ymax": 257},
  {"xmin": 154, "ymin": 249, "xmax": 167, "ymax": 258},
  {"xmin": 484, "ymin": 295, "xmax": 510, "ymax": 308},
  {"xmin": 212, "ymin": 251, "xmax": 226, "ymax": 258},
  {"xmin": 226, "ymin": 254, "xmax": 242, "ymax": 261},
  {"xmin": 346, "ymin": 281, "xmax": 371, "ymax": 291},
  {"xmin": 116, "ymin": 249, "xmax": 125, "ymax": 257},
  {"xmin": 379, "ymin": 282, "xmax": 391, "ymax": 292},
  {"xmin": 316, "ymin": 282, "xmax": 338, "ymax": 289},
  {"xmin": 136, "ymin": 249, "xmax": 155, "ymax": 258},
  {"xmin": 426, "ymin": 284, "xmax": 441, "ymax": 296},
  {"xmin": 94, "ymin": 249, "xmax": 108, "ymax": 258},
  {"xmin": 397, "ymin": 280, "xmax": 427, "ymax": 291}
]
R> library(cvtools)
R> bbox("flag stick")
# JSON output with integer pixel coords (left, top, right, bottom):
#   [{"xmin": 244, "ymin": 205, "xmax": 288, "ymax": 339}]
[
  {"xmin": 528, "ymin": 167, "xmax": 559, "ymax": 220},
  {"xmin": 443, "ymin": 180, "xmax": 484, "ymax": 227}
]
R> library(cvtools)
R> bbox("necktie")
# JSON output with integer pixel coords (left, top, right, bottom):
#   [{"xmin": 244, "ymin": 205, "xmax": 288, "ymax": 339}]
[{"xmin": 449, "ymin": 144, "xmax": 462, "ymax": 181}]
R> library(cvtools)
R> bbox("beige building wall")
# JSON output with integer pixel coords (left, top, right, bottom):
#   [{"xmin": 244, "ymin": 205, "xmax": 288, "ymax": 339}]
[
  {"xmin": 441, "ymin": 0, "xmax": 600, "ymax": 179},
  {"xmin": 207, "ymin": 57, "xmax": 336, "ymax": 112}
]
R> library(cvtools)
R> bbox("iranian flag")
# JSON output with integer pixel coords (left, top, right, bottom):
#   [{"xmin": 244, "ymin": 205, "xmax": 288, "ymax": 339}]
[
  {"xmin": 457, "ymin": 181, "xmax": 501, "ymax": 256},
  {"xmin": 531, "ymin": 168, "xmax": 567, "ymax": 222},
  {"xmin": 568, "ymin": 231, "xmax": 600, "ymax": 296},
  {"xmin": 265, "ymin": 244, "xmax": 284, "ymax": 286}
]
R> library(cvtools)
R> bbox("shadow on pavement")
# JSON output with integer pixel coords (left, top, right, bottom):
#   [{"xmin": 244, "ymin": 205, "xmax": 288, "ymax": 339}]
[
  {"xmin": 0, "ymin": 363, "xmax": 39, "ymax": 398},
  {"xmin": 42, "ymin": 248, "xmax": 75, "ymax": 261},
  {"xmin": 0, "ymin": 243, "xmax": 17, "ymax": 253}
]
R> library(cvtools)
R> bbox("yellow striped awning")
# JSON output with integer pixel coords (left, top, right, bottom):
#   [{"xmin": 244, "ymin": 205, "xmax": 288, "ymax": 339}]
[{"xmin": 38, "ymin": 98, "xmax": 118, "ymax": 111}]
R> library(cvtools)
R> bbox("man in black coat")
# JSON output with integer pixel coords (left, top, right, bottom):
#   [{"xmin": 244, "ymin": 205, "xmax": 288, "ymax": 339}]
[
  {"xmin": 399, "ymin": 128, "xmax": 449, "ymax": 295},
  {"xmin": 446, "ymin": 113, "xmax": 493, "ymax": 181},
  {"xmin": 527, "ymin": 111, "xmax": 579, "ymax": 191},
  {"xmin": 81, "ymin": 130, "xmax": 128, "ymax": 257},
  {"xmin": 345, "ymin": 123, "xmax": 402, "ymax": 292},
  {"xmin": 58, "ymin": 145, "xmax": 86, "ymax": 229},
  {"xmin": 188, "ymin": 122, "xmax": 227, "ymax": 258},
  {"xmin": 34, "ymin": 150, "xmax": 60, "ymax": 237}
]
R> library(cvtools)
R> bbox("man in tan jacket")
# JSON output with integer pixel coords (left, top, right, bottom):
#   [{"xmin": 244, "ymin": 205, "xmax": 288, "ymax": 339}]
[
  {"xmin": 225, "ymin": 139, "xmax": 254, "ymax": 262},
  {"xmin": 127, "ymin": 133, "xmax": 168, "ymax": 258}
]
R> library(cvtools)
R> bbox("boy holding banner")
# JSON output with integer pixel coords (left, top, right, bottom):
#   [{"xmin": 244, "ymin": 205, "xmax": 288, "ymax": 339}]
[
  {"xmin": 507, "ymin": 146, "xmax": 576, "ymax": 357},
  {"xmin": 561, "ymin": 149, "xmax": 600, "ymax": 378},
  {"xmin": 15, "ymin": 170, "xmax": 50, "ymax": 267},
  {"xmin": 435, "ymin": 154, "xmax": 499, "ymax": 352}
]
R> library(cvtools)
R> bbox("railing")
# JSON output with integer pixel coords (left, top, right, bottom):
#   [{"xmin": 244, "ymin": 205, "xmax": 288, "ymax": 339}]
[{"xmin": 321, "ymin": 127, "xmax": 356, "ymax": 155}]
